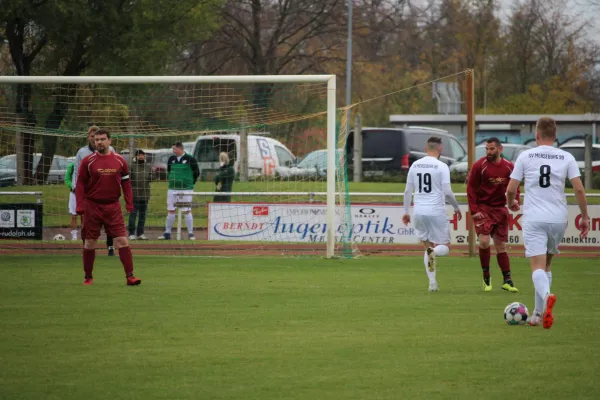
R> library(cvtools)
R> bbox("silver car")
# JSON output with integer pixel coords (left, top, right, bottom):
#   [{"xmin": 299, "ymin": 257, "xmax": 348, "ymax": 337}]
[
  {"xmin": 558, "ymin": 143, "xmax": 600, "ymax": 173},
  {"xmin": 275, "ymin": 149, "xmax": 343, "ymax": 178},
  {"xmin": 0, "ymin": 154, "xmax": 71, "ymax": 186},
  {"xmin": 449, "ymin": 144, "xmax": 532, "ymax": 174}
]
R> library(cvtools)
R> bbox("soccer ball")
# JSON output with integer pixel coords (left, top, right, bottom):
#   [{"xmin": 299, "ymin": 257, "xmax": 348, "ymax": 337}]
[
  {"xmin": 53, "ymin": 234, "xmax": 66, "ymax": 241},
  {"xmin": 504, "ymin": 302, "xmax": 529, "ymax": 325}
]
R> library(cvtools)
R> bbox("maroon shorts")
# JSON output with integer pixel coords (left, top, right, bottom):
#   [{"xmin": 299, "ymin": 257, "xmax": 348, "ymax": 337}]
[
  {"xmin": 82, "ymin": 201, "xmax": 126, "ymax": 240},
  {"xmin": 473, "ymin": 205, "xmax": 509, "ymax": 243}
]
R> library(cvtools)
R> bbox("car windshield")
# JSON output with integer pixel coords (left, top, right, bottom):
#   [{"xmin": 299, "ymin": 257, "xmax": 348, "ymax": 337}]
[
  {"xmin": 0, "ymin": 156, "xmax": 16, "ymax": 169},
  {"xmin": 475, "ymin": 147, "xmax": 486, "ymax": 159},
  {"xmin": 474, "ymin": 146, "xmax": 519, "ymax": 161},
  {"xmin": 297, "ymin": 150, "xmax": 342, "ymax": 169},
  {"xmin": 561, "ymin": 147, "xmax": 600, "ymax": 161},
  {"xmin": 298, "ymin": 151, "xmax": 327, "ymax": 168}
]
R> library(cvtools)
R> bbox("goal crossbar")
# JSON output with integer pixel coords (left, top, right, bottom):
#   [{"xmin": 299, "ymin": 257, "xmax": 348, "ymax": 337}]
[{"xmin": 0, "ymin": 75, "xmax": 334, "ymax": 84}]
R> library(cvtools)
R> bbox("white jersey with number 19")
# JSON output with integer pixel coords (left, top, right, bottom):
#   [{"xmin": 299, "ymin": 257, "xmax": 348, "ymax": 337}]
[
  {"xmin": 510, "ymin": 145, "xmax": 580, "ymax": 223},
  {"xmin": 406, "ymin": 156, "xmax": 451, "ymax": 217}
]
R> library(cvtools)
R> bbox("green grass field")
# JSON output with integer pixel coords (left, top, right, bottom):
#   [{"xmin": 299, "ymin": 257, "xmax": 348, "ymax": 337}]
[
  {"xmin": 2, "ymin": 181, "xmax": 599, "ymax": 229},
  {"xmin": 1, "ymin": 255, "xmax": 599, "ymax": 399}
]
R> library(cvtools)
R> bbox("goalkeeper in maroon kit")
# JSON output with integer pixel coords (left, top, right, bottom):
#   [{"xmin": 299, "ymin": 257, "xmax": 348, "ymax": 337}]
[
  {"xmin": 467, "ymin": 137, "xmax": 520, "ymax": 292},
  {"xmin": 75, "ymin": 129, "xmax": 141, "ymax": 286}
]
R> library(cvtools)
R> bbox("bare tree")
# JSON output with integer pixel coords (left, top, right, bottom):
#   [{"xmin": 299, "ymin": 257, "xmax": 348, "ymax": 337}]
[
  {"xmin": 502, "ymin": 0, "xmax": 542, "ymax": 93},
  {"xmin": 180, "ymin": 0, "xmax": 346, "ymax": 77},
  {"xmin": 535, "ymin": 0, "xmax": 588, "ymax": 79}
]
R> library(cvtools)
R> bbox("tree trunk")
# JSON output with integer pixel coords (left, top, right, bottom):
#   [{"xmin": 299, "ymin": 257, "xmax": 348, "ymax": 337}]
[{"xmin": 35, "ymin": 39, "xmax": 87, "ymax": 183}]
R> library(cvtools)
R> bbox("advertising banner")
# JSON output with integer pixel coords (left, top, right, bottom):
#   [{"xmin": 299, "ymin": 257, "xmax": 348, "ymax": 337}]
[
  {"xmin": 0, "ymin": 203, "xmax": 43, "ymax": 240},
  {"xmin": 208, "ymin": 203, "xmax": 599, "ymax": 246}
]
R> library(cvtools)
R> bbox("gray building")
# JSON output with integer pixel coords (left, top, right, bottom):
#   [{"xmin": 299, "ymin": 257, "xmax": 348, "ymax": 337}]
[{"xmin": 389, "ymin": 114, "xmax": 599, "ymax": 145}]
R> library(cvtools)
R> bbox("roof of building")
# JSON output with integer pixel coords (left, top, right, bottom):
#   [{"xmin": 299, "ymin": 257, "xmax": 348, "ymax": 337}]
[{"xmin": 389, "ymin": 114, "xmax": 600, "ymax": 124}]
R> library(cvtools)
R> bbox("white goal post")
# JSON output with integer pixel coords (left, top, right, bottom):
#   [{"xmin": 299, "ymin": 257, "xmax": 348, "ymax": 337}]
[{"xmin": 0, "ymin": 75, "xmax": 340, "ymax": 258}]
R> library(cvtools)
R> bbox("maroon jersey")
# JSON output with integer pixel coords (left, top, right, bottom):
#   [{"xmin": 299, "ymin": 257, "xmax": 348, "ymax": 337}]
[
  {"xmin": 467, "ymin": 157, "xmax": 520, "ymax": 214},
  {"xmin": 76, "ymin": 152, "xmax": 133, "ymax": 212}
]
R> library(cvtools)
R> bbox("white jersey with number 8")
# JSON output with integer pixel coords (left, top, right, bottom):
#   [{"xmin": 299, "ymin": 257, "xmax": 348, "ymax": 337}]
[{"xmin": 510, "ymin": 145, "xmax": 580, "ymax": 223}]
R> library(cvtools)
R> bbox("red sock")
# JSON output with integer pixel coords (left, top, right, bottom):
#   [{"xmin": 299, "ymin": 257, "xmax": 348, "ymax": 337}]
[
  {"xmin": 83, "ymin": 248, "xmax": 95, "ymax": 278},
  {"xmin": 118, "ymin": 246, "xmax": 134, "ymax": 276},
  {"xmin": 497, "ymin": 252, "xmax": 511, "ymax": 282},
  {"xmin": 479, "ymin": 247, "xmax": 491, "ymax": 279}
]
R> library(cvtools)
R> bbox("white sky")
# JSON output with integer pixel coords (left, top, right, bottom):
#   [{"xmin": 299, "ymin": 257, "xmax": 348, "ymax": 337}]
[{"xmin": 498, "ymin": 0, "xmax": 599, "ymax": 41}]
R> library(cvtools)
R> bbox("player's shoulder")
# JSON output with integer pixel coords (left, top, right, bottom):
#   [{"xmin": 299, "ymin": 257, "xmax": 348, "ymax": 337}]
[
  {"xmin": 501, "ymin": 157, "xmax": 515, "ymax": 168},
  {"xmin": 81, "ymin": 152, "xmax": 96, "ymax": 163},
  {"xmin": 112, "ymin": 152, "xmax": 126, "ymax": 162},
  {"xmin": 436, "ymin": 158, "xmax": 450, "ymax": 171},
  {"xmin": 75, "ymin": 147, "xmax": 86, "ymax": 157},
  {"xmin": 553, "ymin": 147, "xmax": 577, "ymax": 162},
  {"xmin": 472, "ymin": 157, "xmax": 487, "ymax": 168}
]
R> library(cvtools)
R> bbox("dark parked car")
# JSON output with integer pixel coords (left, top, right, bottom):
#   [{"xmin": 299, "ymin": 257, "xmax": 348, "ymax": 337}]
[
  {"xmin": 346, "ymin": 127, "xmax": 466, "ymax": 178},
  {"xmin": 0, "ymin": 154, "xmax": 71, "ymax": 187}
]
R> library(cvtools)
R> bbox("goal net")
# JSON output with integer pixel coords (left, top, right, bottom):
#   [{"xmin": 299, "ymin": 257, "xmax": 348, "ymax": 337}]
[{"xmin": 0, "ymin": 76, "xmax": 357, "ymax": 258}]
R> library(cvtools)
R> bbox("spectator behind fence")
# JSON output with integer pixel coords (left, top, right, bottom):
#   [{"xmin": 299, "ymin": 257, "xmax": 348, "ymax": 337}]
[
  {"xmin": 128, "ymin": 149, "xmax": 153, "ymax": 240},
  {"xmin": 214, "ymin": 152, "xmax": 235, "ymax": 203}
]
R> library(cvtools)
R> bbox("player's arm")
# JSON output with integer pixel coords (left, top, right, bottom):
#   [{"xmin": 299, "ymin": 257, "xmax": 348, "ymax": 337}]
[
  {"xmin": 443, "ymin": 184, "xmax": 461, "ymax": 213},
  {"xmin": 189, "ymin": 155, "xmax": 200, "ymax": 182},
  {"xmin": 402, "ymin": 181, "xmax": 414, "ymax": 226},
  {"xmin": 189, "ymin": 156, "xmax": 200, "ymax": 183},
  {"xmin": 402, "ymin": 169, "xmax": 414, "ymax": 225},
  {"xmin": 506, "ymin": 179, "xmax": 520, "ymax": 208},
  {"xmin": 514, "ymin": 181, "xmax": 521, "ymax": 209},
  {"xmin": 466, "ymin": 160, "xmax": 481, "ymax": 216},
  {"xmin": 120, "ymin": 160, "xmax": 134, "ymax": 213},
  {"xmin": 506, "ymin": 154, "xmax": 524, "ymax": 208},
  {"xmin": 75, "ymin": 158, "xmax": 89, "ymax": 214},
  {"xmin": 567, "ymin": 156, "xmax": 590, "ymax": 238},
  {"xmin": 442, "ymin": 165, "xmax": 462, "ymax": 220},
  {"xmin": 167, "ymin": 156, "xmax": 174, "ymax": 175},
  {"xmin": 65, "ymin": 163, "xmax": 74, "ymax": 191},
  {"xmin": 72, "ymin": 149, "xmax": 83, "ymax": 188}
]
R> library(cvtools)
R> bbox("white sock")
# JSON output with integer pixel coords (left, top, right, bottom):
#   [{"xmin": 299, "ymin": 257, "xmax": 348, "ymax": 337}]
[
  {"xmin": 165, "ymin": 213, "xmax": 176, "ymax": 233},
  {"xmin": 185, "ymin": 213, "xmax": 194, "ymax": 234},
  {"xmin": 534, "ymin": 292, "xmax": 544, "ymax": 315},
  {"xmin": 532, "ymin": 269, "xmax": 550, "ymax": 304},
  {"xmin": 546, "ymin": 271, "xmax": 553, "ymax": 289},
  {"xmin": 424, "ymin": 250, "xmax": 436, "ymax": 284},
  {"xmin": 433, "ymin": 245, "xmax": 449, "ymax": 257},
  {"xmin": 71, "ymin": 229, "xmax": 78, "ymax": 239}
]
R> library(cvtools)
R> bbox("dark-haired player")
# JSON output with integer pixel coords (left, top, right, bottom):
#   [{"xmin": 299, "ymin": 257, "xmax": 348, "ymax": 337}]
[
  {"xmin": 402, "ymin": 136, "xmax": 462, "ymax": 292},
  {"xmin": 467, "ymin": 137, "xmax": 520, "ymax": 292},
  {"xmin": 76, "ymin": 129, "xmax": 141, "ymax": 286}
]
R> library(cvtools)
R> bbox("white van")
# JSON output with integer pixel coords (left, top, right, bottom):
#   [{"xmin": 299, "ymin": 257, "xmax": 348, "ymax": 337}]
[{"xmin": 192, "ymin": 134, "xmax": 296, "ymax": 180}]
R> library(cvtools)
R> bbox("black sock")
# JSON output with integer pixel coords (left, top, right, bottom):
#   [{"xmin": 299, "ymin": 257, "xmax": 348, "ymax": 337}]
[{"xmin": 483, "ymin": 268, "xmax": 490, "ymax": 285}]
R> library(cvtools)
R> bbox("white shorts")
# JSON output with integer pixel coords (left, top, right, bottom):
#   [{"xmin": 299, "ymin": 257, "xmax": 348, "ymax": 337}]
[
  {"xmin": 413, "ymin": 214, "xmax": 451, "ymax": 245},
  {"xmin": 522, "ymin": 221, "xmax": 568, "ymax": 258},
  {"xmin": 167, "ymin": 189, "xmax": 193, "ymax": 212},
  {"xmin": 68, "ymin": 192, "xmax": 77, "ymax": 215}
]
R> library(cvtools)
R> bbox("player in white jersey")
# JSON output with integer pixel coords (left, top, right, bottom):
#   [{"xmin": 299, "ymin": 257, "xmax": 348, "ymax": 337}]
[
  {"xmin": 402, "ymin": 136, "xmax": 462, "ymax": 292},
  {"xmin": 507, "ymin": 117, "xmax": 589, "ymax": 329}
]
